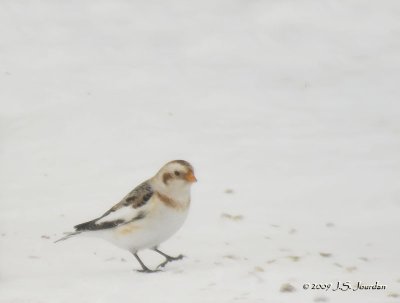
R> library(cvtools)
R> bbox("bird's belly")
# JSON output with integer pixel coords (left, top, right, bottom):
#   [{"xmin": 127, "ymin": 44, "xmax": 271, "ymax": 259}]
[{"xmin": 100, "ymin": 205, "xmax": 189, "ymax": 251}]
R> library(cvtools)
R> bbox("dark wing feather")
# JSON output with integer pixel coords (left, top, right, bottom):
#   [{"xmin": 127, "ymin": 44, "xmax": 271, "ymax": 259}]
[{"xmin": 74, "ymin": 181, "xmax": 153, "ymax": 232}]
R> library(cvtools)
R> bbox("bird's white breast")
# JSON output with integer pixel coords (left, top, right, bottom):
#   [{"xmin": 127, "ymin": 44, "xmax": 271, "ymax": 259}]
[{"xmin": 93, "ymin": 193, "xmax": 190, "ymax": 251}]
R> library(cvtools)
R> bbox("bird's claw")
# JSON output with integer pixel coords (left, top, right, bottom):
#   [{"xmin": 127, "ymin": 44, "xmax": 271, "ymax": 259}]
[
  {"xmin": 156, "ymin": 254, "xmax": 185, "ymax": 269},
  {"xmin": 136, "ymin": 268, "xmax": 162, "ymax": 273},
  {"xmin": 171, "ymin": 254, "xmax": 185, "ymax": 261}
]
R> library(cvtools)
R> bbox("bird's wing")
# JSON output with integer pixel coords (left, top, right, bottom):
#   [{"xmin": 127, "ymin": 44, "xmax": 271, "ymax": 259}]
[{"xmin": 74, "ymin": 181, "xmax": 153, "ymax": 232}]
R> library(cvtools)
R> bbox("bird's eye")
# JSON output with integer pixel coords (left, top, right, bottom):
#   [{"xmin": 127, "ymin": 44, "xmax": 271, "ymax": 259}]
[{"xmin": 174, "ymin": 171, "xmax": 180, "ymax": 176}]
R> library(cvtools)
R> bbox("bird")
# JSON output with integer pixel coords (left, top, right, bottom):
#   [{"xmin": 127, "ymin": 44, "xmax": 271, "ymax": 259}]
[{"xmin": 55, "ymin": 160, "xmax": 197, "ymax": 273}]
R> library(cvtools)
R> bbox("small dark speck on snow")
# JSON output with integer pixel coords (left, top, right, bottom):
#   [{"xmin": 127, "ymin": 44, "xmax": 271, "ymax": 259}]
[
  {"xmin": 41, "ymin": 235, "xmax": 50, "ymax": 239},
  {"xmin": 224, "ymin": 189, "xmax": 234, "ymax": 194},
  {"xmin": 319, "ymin": 252, "xmax": 332, "ymax": 258},
  {"xmin": 346, "ymin": 266, "xmax": 357, "ymax": 272},
  {"xmin": 287, "ymin": 255, "xmax": 301, "ymax": 262},
  {"xmin": 314, "ymin": 296, "xmax": 329, "ymax": 302},
  {"xmin": 280, "ymin": 283, "xmax": 296, "ymax": 292},
  {"xmin": 221, "ymin": 213, "xmax": 244, "ymax": 221},
  {"xmin": 223, "ymin": 254, "xmax": 240, "ymax": 260}
]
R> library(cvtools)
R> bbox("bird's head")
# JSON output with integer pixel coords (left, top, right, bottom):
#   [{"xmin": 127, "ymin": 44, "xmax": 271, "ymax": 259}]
[{"xmin": 153, "ymin": 160, "xmax": 197, "ymax": 194}]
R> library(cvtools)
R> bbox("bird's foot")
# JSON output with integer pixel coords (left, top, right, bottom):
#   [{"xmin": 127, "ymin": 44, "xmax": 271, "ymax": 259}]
[
  {"xmin": 136, "ymin": 268, "xmax": 162, "ymax": 273},
  {"xmin": 157, "ymin": 254, "xmax": 185, "ymax": 269},
  {"xmin": 169, "ymin": 254, "xmax": 185, "ymax": 261}
]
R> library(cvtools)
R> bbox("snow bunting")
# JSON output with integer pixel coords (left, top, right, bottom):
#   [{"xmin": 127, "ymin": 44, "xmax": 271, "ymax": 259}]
[{"xmin": 55, "ymin": 160, "xmax": 197, "ymax": 273}]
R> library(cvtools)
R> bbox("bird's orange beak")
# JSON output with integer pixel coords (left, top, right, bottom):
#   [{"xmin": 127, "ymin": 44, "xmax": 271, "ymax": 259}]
[{"xmin": 185, "ymin": 171, "xmax": 197, "ymax": 183}]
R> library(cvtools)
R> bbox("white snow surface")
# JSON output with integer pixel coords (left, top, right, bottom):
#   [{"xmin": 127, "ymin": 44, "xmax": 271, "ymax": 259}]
[{"xmin": 1, "ymin": 1, "xmax": 400, "ymax": 302}]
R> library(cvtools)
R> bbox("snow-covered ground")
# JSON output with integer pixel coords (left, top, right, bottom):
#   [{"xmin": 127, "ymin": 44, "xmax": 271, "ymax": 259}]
[{"xmin": 1, "ymin": 1, "xmax": 400, "ymax": 302}]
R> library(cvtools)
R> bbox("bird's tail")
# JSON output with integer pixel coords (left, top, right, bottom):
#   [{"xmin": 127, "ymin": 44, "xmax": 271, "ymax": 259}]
[{"xmin": 54, "ymin": 231, "xmax": 82, "ymax": 243}]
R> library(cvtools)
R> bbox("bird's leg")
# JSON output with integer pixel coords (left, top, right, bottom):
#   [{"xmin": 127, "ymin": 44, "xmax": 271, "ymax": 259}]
[
  {"xmin": 132, "ymin": 252, "xmax": 160, "ymax": 273},
  {"xmin": 153, "ymin": 247, "xmax": 184, "ymax": 269}
]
